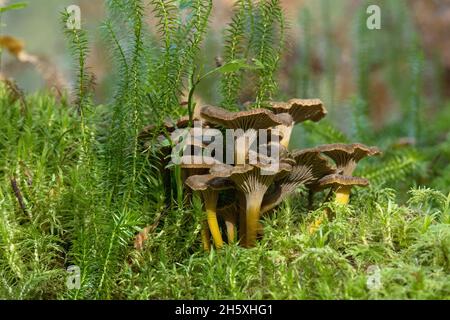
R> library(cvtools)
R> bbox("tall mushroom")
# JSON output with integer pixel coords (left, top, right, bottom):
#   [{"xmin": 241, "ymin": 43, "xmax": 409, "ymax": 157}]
[
  {"xmin": 210, "ymin": 162, "xmax": 291, "ymax": 248},
  {"xmin": 200, "ymin": 105, "xmax": 288, "ymax": 165},
  {"xmin": 185, "ymin": 174, "xmax": 234, "ymax": 249},
  {"xmin": 316, "ymin": 143, "xmax": 381, "ymax": 204},
  {"xmin": 269, "ymin": 99, "xmax": 327, "ymax": 148}
]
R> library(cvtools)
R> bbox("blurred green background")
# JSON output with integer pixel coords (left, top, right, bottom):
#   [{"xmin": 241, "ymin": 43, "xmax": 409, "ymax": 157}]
[{"xmin": 2, "ymin": 0, "xmax": 450, "ymax": 139}]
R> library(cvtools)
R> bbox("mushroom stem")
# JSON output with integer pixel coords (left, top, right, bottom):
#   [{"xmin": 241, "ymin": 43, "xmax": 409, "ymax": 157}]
[
  {"xmin": 235, "ymin": 134, "xmax": 247, "ymax": 165},
  {"xmin": 245, "ymin": 193, "xmax": 264, "ymax": 248},
  {"xmin": 278, "ymin": 123, "xmax": 294, "ymax": 148},
  {"xmin": 335, "ymin": 185, "xmax": 351, "ymax": 205},
  {"xmin": 223, "ymin": 214, "xmax": 236, "ymax": 244},
  {"xmin": 234, "ymin": 130, "xmax": 257, "ymax": 165},
  {"xmin": 204, "ymin": 197, "xmax": 224, "ymax": 249},
  {"xmin": 200, "ymin": 220, "xmax": 211, "ymax": 251}
]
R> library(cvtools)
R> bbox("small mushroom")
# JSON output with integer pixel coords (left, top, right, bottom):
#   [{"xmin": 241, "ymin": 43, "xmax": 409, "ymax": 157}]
[
  {"xmin": 317, "ymin": 143, "xmax": 381, "ymax": 176},
  {"xmin": 210, "ymin": 162, "xmax": 291, "ymax": 248},
  {"xmin": 269, "ymin": 99, "xmax": 327, "ymax": 148},
  {"xmin": 316, "ymin": 174, "xmax": 369, "ymax": 205},
  {"xmin": 315, "ymin": 143, "xmax": 381, "ymax": 204},
  {"xmin": 185, "ymin": 174, "xmax": 234, "ymax": 249},
  {"xmin": 260, "ymin": 148, "xmax": 335, "ymax": 214}
]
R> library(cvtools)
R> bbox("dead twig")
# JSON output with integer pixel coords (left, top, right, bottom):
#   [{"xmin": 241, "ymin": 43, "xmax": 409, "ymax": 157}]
[
  {"xmin": 134, "ymin": 211, "xmax": 165, "ymax": 250},
  {"xmin": 10, "ymin": 176, "xmax": 30, "ymax": 218}
]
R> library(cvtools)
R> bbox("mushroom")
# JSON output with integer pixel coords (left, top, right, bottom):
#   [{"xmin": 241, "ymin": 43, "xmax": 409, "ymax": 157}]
[
  {"xmin": 269, "ymin": 99, "xmax": 327, "ymax": 148},
  {"xmin": 185, "ymin": 174, "xmax": 234, "ymax": 249},
  {"xmin": 260, "ymin": 148, "xmax": 335, "ymax": 214},
  {"xmin": 316, "ymin": 174, "xmax": 369, "ymax": 205},
  {"xmin": 316, "ymin": 143, "xmax": 381, "ymax": 204},
  {"xmin": 210, "ymin": 162, "xmax": 291, "ymax": 248},
  {"xmin": 200, "ymin": 105, "xmax": 288, "ymax": 165}
]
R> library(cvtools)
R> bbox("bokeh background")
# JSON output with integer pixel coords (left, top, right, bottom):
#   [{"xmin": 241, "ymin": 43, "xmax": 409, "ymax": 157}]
[{"xmin": 2, "ymin": 0, "xmax": 450, "ymax": 137}]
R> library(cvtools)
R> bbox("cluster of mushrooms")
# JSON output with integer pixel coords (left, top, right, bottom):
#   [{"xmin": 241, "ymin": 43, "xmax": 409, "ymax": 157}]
[{"xmin": 139, "ymin": 99, "xmax": 381, "ymax": 249}]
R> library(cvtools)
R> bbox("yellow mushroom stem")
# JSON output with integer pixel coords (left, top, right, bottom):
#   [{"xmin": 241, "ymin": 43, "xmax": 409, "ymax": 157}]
[
  {"xmin": 200, "ymin": 220, "xmax": 211, "ymax": 251},
  {"xmin": 335, "ymin": 185, "xmax": 352, "ymax": 205},
  {"xmin": 245, "ymin": 193, "xmax": 264, "ymax": 248},
  {"xmin": 257, "ymin": 222, "xmax": 264, "ymax": 238},
  {"xmin": 234, "ymin": 130, "xmax": 257, "ymax": 165},
  {"xmin": 277, "ymin": 123, "xmax": 294, "ymax": 148},
  {"xmin": 203, "ymin": 192, "xmax": 224, "ymax": 249},
  {"xmin": 223, "ymin": 214, "xmax": 236, "ymax": 244}
]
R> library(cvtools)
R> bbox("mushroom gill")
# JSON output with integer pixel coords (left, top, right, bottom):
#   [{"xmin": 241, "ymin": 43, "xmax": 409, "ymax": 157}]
[
  {"xmin": 260, "ymin": 148, "xmax": 335, "ymax": 215},
  {"xmin": 200, "ymin": 105, "xmax": 287, "ymax": 165}
]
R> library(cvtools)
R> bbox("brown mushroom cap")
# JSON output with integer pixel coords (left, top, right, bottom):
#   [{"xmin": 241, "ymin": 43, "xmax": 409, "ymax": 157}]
[
  {"xmin": 273, "ymin": 112, "xmax": 294, "ymax": 126},
  {"xmin": 210, "ymin": 162, "xmax": 292, "ymax": 193},
  {"xmin": 179, "ymin": 155, "xmax": 221, "ymax": 178},
  {"xmin": 247, "ymin": 142, "xmax": 290, "ymax": 166},
  {"xmin": 210, "ymin": 163, "xmax": 254, "ymax": 180},
  {"xmin": 317, "ymin": 143, "xmax": 381, "ymax": 176},
  {"xmin": 176, "ymin": 116, "xmax": 211, "ymax": 129},
  {"xmin": 200, "ymin": 105, "xmax": 286, "ymax": 130},
  {"xmin": 179, "ymin": 155, "xmax": 220, "ymax": 169},
  {"xmin": 269, "ymin": 99, "xmax": 327, "ymax": 123},
  {"xmin": 317, "ymin": 174, "xmax": 369, "ymax": 189},
  {"xmin": 185, "ymin": 174, "xmax": 234, "ymax": 192}
]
